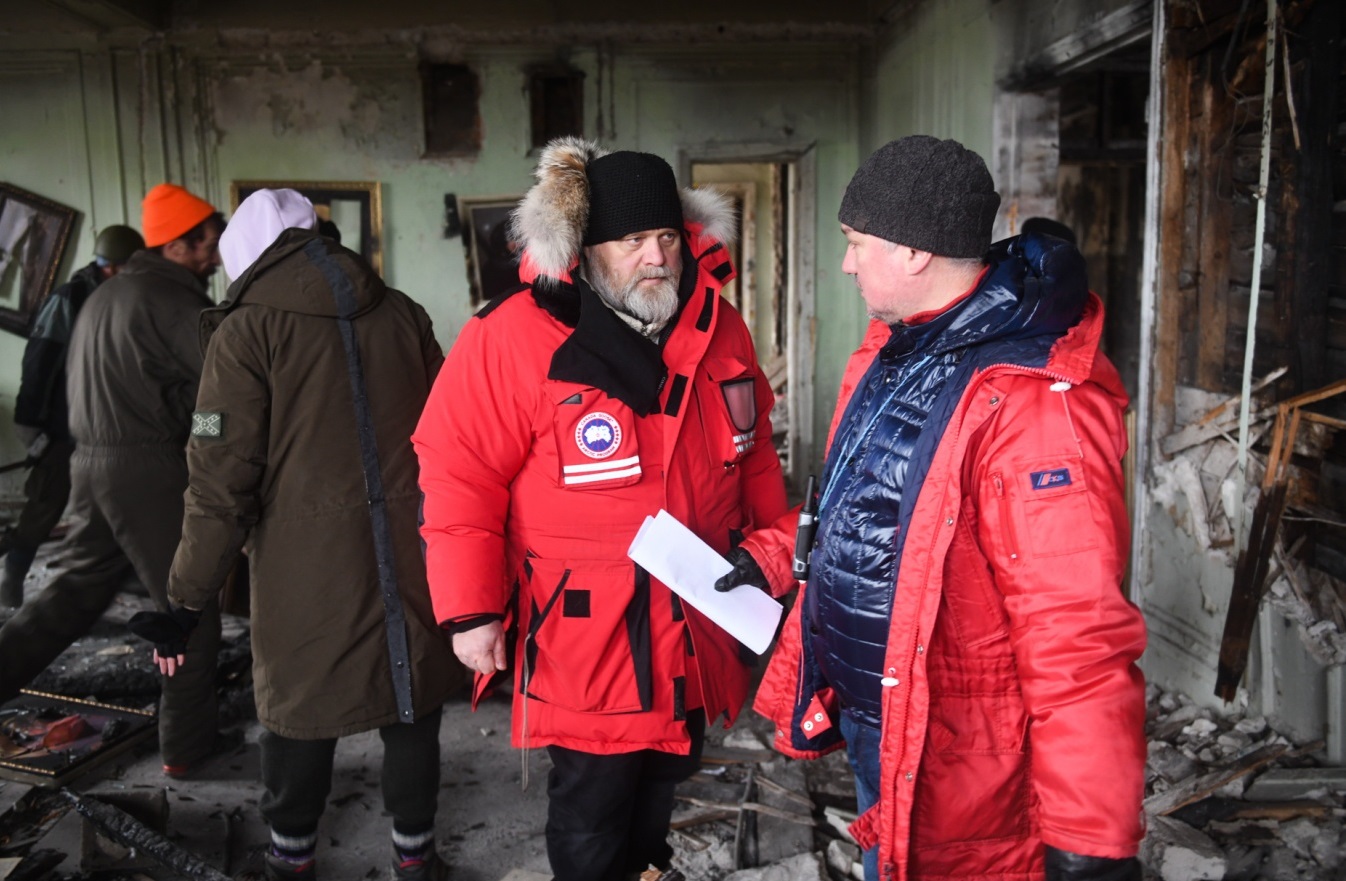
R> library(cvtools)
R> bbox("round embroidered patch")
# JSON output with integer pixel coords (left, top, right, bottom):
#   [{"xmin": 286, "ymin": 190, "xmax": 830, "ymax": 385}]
[{"xmin": 575, "ymin": 412, "xmax": 622, "ymax": 459}]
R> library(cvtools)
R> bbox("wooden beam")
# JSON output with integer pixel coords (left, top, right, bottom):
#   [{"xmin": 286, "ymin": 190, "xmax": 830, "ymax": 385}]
[
  {"xmin": 1215, "ymin": 375, "xmax": 1346, "ymax": 700},
  {"xmin": 42, "ymin": 0, "xmax": 166, "ymax": 29},
  {"xmin": 1196, "ymin": 53, "xmax": 1234, "ymax": 393},
  {"xmin": 1158, "ymin": 365, "xmax": 1286, "ymax": 456},
  {"xmin": 1143, "ymin": 742, "xmax": 1289, "ymax": 816},
  {"xmin": 1002, "ymin": 1, "xmax": 1154, "ymax": 89},
  {"xmin": 1153, "ymin": 6, "xmax": 1194, "ymax": 436}
]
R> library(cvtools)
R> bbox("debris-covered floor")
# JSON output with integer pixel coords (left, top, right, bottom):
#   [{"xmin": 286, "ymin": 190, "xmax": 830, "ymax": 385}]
[{"xmin": 0, "ymin": 555, "xmax": 1344, "ymax": 881}]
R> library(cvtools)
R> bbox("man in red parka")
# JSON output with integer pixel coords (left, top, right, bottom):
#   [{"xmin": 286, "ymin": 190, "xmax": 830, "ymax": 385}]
[
  {"xmin": 719, "ymin": 136, "xmax": 1148, "ymax": 881},
  {"xmin": 413, "ymin": 138, "xmax": 787, "ymax": 881}
]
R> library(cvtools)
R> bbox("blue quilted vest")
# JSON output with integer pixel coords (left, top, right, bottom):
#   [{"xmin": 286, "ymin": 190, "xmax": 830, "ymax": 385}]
[{"xmin": 805, "ymin": 233, "xmax": 1087, "ymax": 729}]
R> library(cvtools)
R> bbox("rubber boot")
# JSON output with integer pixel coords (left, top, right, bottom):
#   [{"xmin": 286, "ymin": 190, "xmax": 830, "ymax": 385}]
[{"xmin": 0, "ymin": 544, "xmax": 37, "ymax": 608}]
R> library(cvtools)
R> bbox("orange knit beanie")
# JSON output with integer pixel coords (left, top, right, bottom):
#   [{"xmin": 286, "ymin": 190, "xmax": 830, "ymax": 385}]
[{"xmin": 142, "ymin": 184, "xmax": 216, "ymax": 247}]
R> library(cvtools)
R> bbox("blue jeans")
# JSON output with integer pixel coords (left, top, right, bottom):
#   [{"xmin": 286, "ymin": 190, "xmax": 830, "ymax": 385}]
[{"xmin": 840, "ymin": 713, "xmax": 882, "ymax": 881}]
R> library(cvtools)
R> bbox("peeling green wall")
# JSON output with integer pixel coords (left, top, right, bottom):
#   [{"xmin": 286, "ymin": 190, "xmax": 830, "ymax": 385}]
[
  {"xmin": 865, "ymin": 0, "xmax": 996, "ymax": 162},
  {"xmin": 0, "ymin": 36, "xmax": 863, "ymax": 494}
]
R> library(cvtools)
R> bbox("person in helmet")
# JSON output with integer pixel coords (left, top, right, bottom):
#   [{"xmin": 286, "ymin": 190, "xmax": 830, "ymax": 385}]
[{"xmin": 1, "ymin": 223, "xmax": 144, "ymax": 607}]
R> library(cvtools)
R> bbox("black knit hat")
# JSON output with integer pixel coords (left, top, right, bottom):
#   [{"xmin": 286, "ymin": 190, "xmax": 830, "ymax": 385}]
[
  {"xmin": 839, "ymin": 135, "xmax": 1000, "ymax": 258},
  {"xmin": 583, "ymin": 151, "xmax": 684, "ymax": 246}
]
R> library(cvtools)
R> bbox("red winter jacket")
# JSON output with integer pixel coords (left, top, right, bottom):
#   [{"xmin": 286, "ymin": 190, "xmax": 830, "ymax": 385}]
[
  {"xmin": 745, "ymin": 291, "xmax": 1147, "ymax": 880},
  {"xmin": 413, "ymin": 220, "xmax": 787, "ymax": 755}
]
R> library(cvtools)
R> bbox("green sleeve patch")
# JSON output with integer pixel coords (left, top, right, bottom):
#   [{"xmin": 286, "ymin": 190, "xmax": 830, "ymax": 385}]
[{"xmin": 191, "ymin": 411, "xmax": 225, "ymax": 439}]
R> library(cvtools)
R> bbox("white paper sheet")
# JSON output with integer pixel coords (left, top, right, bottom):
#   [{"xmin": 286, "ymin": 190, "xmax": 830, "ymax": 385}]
[{"xmin": 627, "ymin": 509, "xmax": 783, "ymax": 655}]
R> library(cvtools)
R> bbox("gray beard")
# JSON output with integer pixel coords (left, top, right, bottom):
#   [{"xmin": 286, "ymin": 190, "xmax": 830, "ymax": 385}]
[{"xmin": 585, "ymin": 262, "xmax": 681, "ymax": 337}]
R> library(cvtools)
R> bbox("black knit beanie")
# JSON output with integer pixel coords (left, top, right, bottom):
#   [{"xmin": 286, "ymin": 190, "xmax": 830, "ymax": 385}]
[
  {"xmin": 839, "ymin": 135, "xmax": 1000, "ymax": 258},
  {"xmin": 583, "ymin": 151, "xmax": 684, "ymax": 246}
]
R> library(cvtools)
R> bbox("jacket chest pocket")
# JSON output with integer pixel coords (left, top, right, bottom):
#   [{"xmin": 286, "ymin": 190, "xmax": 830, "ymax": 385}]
[
  {"xmin": 521, "ymin": 556, "xmax": 653, "ymax": 714},
  {"xmin": 550, "ymin": 386, "xmax": 642, "ymax": 490},
  {"xmin": 697, "ymin": 356, "xmax": 762, "ymax": 470}
]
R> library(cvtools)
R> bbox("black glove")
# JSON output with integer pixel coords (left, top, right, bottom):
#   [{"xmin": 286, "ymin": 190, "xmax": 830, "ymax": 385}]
[
  {"xmin": 1045, "ymin": 847, "xmax": 1141, "ymax": 881},
  {"xmin": 128, "ymin": 605, "xmax": 203, "ymax": 658},
  {"xmin": 714, "ymin": 547, "xmax": 770, "ymax": 593}
]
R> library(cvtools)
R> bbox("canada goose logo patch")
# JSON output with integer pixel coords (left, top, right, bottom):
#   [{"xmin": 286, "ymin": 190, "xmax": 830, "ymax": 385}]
[
  {"xmin": 1029, "ymin": 468, "xmax": 1071, "ymax": 490},
  {"xmin": 576, "ymin": 412, "xmax": 622, "ymax": 459}
]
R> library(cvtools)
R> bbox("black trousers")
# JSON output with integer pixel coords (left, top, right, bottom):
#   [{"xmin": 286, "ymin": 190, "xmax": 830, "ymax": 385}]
[
  {"xmin": 545, "ymin": 709, "xmax": 705, "ymax": 881},
  {"xmin": 259, "ymin": 706, "xmax": 443, "ymax": 838}
]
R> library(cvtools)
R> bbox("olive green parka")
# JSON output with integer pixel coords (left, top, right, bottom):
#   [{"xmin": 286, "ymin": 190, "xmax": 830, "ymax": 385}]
[{"xmin": 168, "ymin": 229, "xmax": 462, "ymax": 738}]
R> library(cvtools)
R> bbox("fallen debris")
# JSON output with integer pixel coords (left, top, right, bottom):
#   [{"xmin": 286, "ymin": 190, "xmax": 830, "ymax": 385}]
[
  {"xmin": 1142, "ymin": 815, "xmax": 1227, "ymax": 881},
  {"xmin": 1144, "ymin": 742, "xmax": 1290, "ymax": 816},
  {"xmin": 76, "ymin": 787, "xmax": 169, "ymax": 874},
  {"xmin": 1141, "ymin": 685, "xmax": 1346, "ymax": 881},
  {"xmin": 62, "ymin": 790, "xmax": 229, "ymax": 881},
  {"xmin": 723, "ymin": 851, "xmax": 826, "ymax": 881},
  {"xmin": 1245, "ymin": 767, "xmax": 1346, "ymax": 802}
]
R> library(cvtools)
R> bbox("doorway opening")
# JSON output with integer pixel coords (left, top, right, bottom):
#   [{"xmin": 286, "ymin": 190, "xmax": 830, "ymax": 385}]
[
  {"xmin": 691, "ymin": 159, "xmax": 801, "ymax": 481},
  {"xmin": 1054, "ymin": 45, "xmax": 1151, "ymax": 401}
]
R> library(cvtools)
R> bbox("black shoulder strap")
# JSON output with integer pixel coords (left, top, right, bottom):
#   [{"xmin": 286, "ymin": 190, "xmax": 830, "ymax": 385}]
[{"xmin": 303, "ymin": 239, "xmax": 416, "ymax": 723}]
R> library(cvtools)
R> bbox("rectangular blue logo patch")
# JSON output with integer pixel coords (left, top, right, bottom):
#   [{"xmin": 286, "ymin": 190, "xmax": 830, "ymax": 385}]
[{"xmin": 1030, "ymin": 468, "xmax": 1072, "ymax": 490}]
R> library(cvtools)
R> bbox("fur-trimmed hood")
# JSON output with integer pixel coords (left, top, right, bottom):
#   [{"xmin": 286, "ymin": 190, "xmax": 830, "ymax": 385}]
[{"xmin": 510, "ymin": 137, "xmax": 736, "ymax": 286}]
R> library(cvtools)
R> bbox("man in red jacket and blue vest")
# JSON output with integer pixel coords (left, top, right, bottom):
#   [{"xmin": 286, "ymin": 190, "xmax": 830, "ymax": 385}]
[
  {"xmin": 719, "ymin": 136, "xmax": 1147, "ymax": 881},
  {"xmin": 413, "ymin": 138, "xmax": 787, "ymax": 881}
]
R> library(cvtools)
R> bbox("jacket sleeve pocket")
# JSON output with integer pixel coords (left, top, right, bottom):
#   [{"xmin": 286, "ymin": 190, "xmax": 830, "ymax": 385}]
[
  {"xmin": 522, "ymin": 557, "xmax": 652, "ymax": 714},
  {"xmin": 697, "ymin": 355, "xmax": 765, "ymax": 469}
]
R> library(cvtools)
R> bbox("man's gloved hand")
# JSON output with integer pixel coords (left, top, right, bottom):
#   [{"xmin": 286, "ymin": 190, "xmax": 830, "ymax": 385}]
[
  {"xmin": 714, "ymin": 547, "xmax": 770, "ymax": 593},
  {"xmin": 1044, "ymin": 847, "xmax": 1141, "ymax": 881},
  {"xmin": 127, "ymin": 605, "xmax": 203, "ymax": 677}
]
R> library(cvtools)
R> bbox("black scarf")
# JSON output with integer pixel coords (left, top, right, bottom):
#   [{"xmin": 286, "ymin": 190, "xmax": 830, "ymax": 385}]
[
  {"xmin": 548, "ymin": 279, "xmax": 669, "ymax": 416},
  {"xmin": 546, "ymin": 245, "xmax": 698, "ymax": 416}
]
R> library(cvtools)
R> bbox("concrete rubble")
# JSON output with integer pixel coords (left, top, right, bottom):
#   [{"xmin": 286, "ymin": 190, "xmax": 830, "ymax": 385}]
[{"xmin": 1140, "ymin": 685, "xmax": 1346, "ymax": 881}]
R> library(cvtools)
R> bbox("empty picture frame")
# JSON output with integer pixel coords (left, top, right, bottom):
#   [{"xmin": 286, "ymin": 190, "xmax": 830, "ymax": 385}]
[
  {"xmin": 230, "ymin": 180, "xmax": 383, "ymax": 276},
  {"xmin": 0, "ymin": 183, "xmax": 78, "ymax": 336}
]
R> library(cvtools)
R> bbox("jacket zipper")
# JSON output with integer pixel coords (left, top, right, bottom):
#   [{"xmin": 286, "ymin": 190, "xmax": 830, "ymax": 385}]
[
  {"xmin": 991, "ymin": 472, "xmax": 1021, "ymax": 564},
  {"xmin": 979, "ymin": 363, "xmax": 1078, "ymax": 385}
]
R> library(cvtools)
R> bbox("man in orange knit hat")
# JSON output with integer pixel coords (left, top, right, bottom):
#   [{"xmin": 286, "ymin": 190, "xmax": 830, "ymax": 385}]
[{"xmin": 0, "ymin": 183, "xmax": 228, "ymax": 777}]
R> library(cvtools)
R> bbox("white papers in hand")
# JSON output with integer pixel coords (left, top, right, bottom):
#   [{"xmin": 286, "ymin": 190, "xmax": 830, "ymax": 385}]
[{"xmin": 626, "ymin": 509, "xmax": 783, "ymax": 655}]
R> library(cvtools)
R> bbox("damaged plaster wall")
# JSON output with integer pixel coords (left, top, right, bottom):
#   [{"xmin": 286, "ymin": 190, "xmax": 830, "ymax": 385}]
[
  {"xmin": 0, "ymin": 52, "xmax": 88, "ymax": 497},
  {"xmin": 0, "ymin": 24, "xmax": 865, "ymax": 485},
  {"xmin": 0, "ymin": 45, "xmax": 154, "ymax": 500},
  {"xmin": 204, "ymin": 47, "xmax": 546, "ymax": 344},
  {"xmin": 204, "ymin": 41, "xmax": 858, "ymax": 395}
]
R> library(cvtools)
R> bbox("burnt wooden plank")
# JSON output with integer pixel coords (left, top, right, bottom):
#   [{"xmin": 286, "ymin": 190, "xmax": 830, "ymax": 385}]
[
  {"xmin": 1216, "ymin": 479, "xmax": 1288, "ymax": 700},
  {"xmin": 1196, "ymin": 53, "xmax": 1234, "ymax": 392},
  {"xmin": 1143, "ymin": 742, "xmax": 1289, "ymax": 816},
  {"xmin": 1156, "ymin": 27, "xmax": 1195, "ymax": 432}
]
